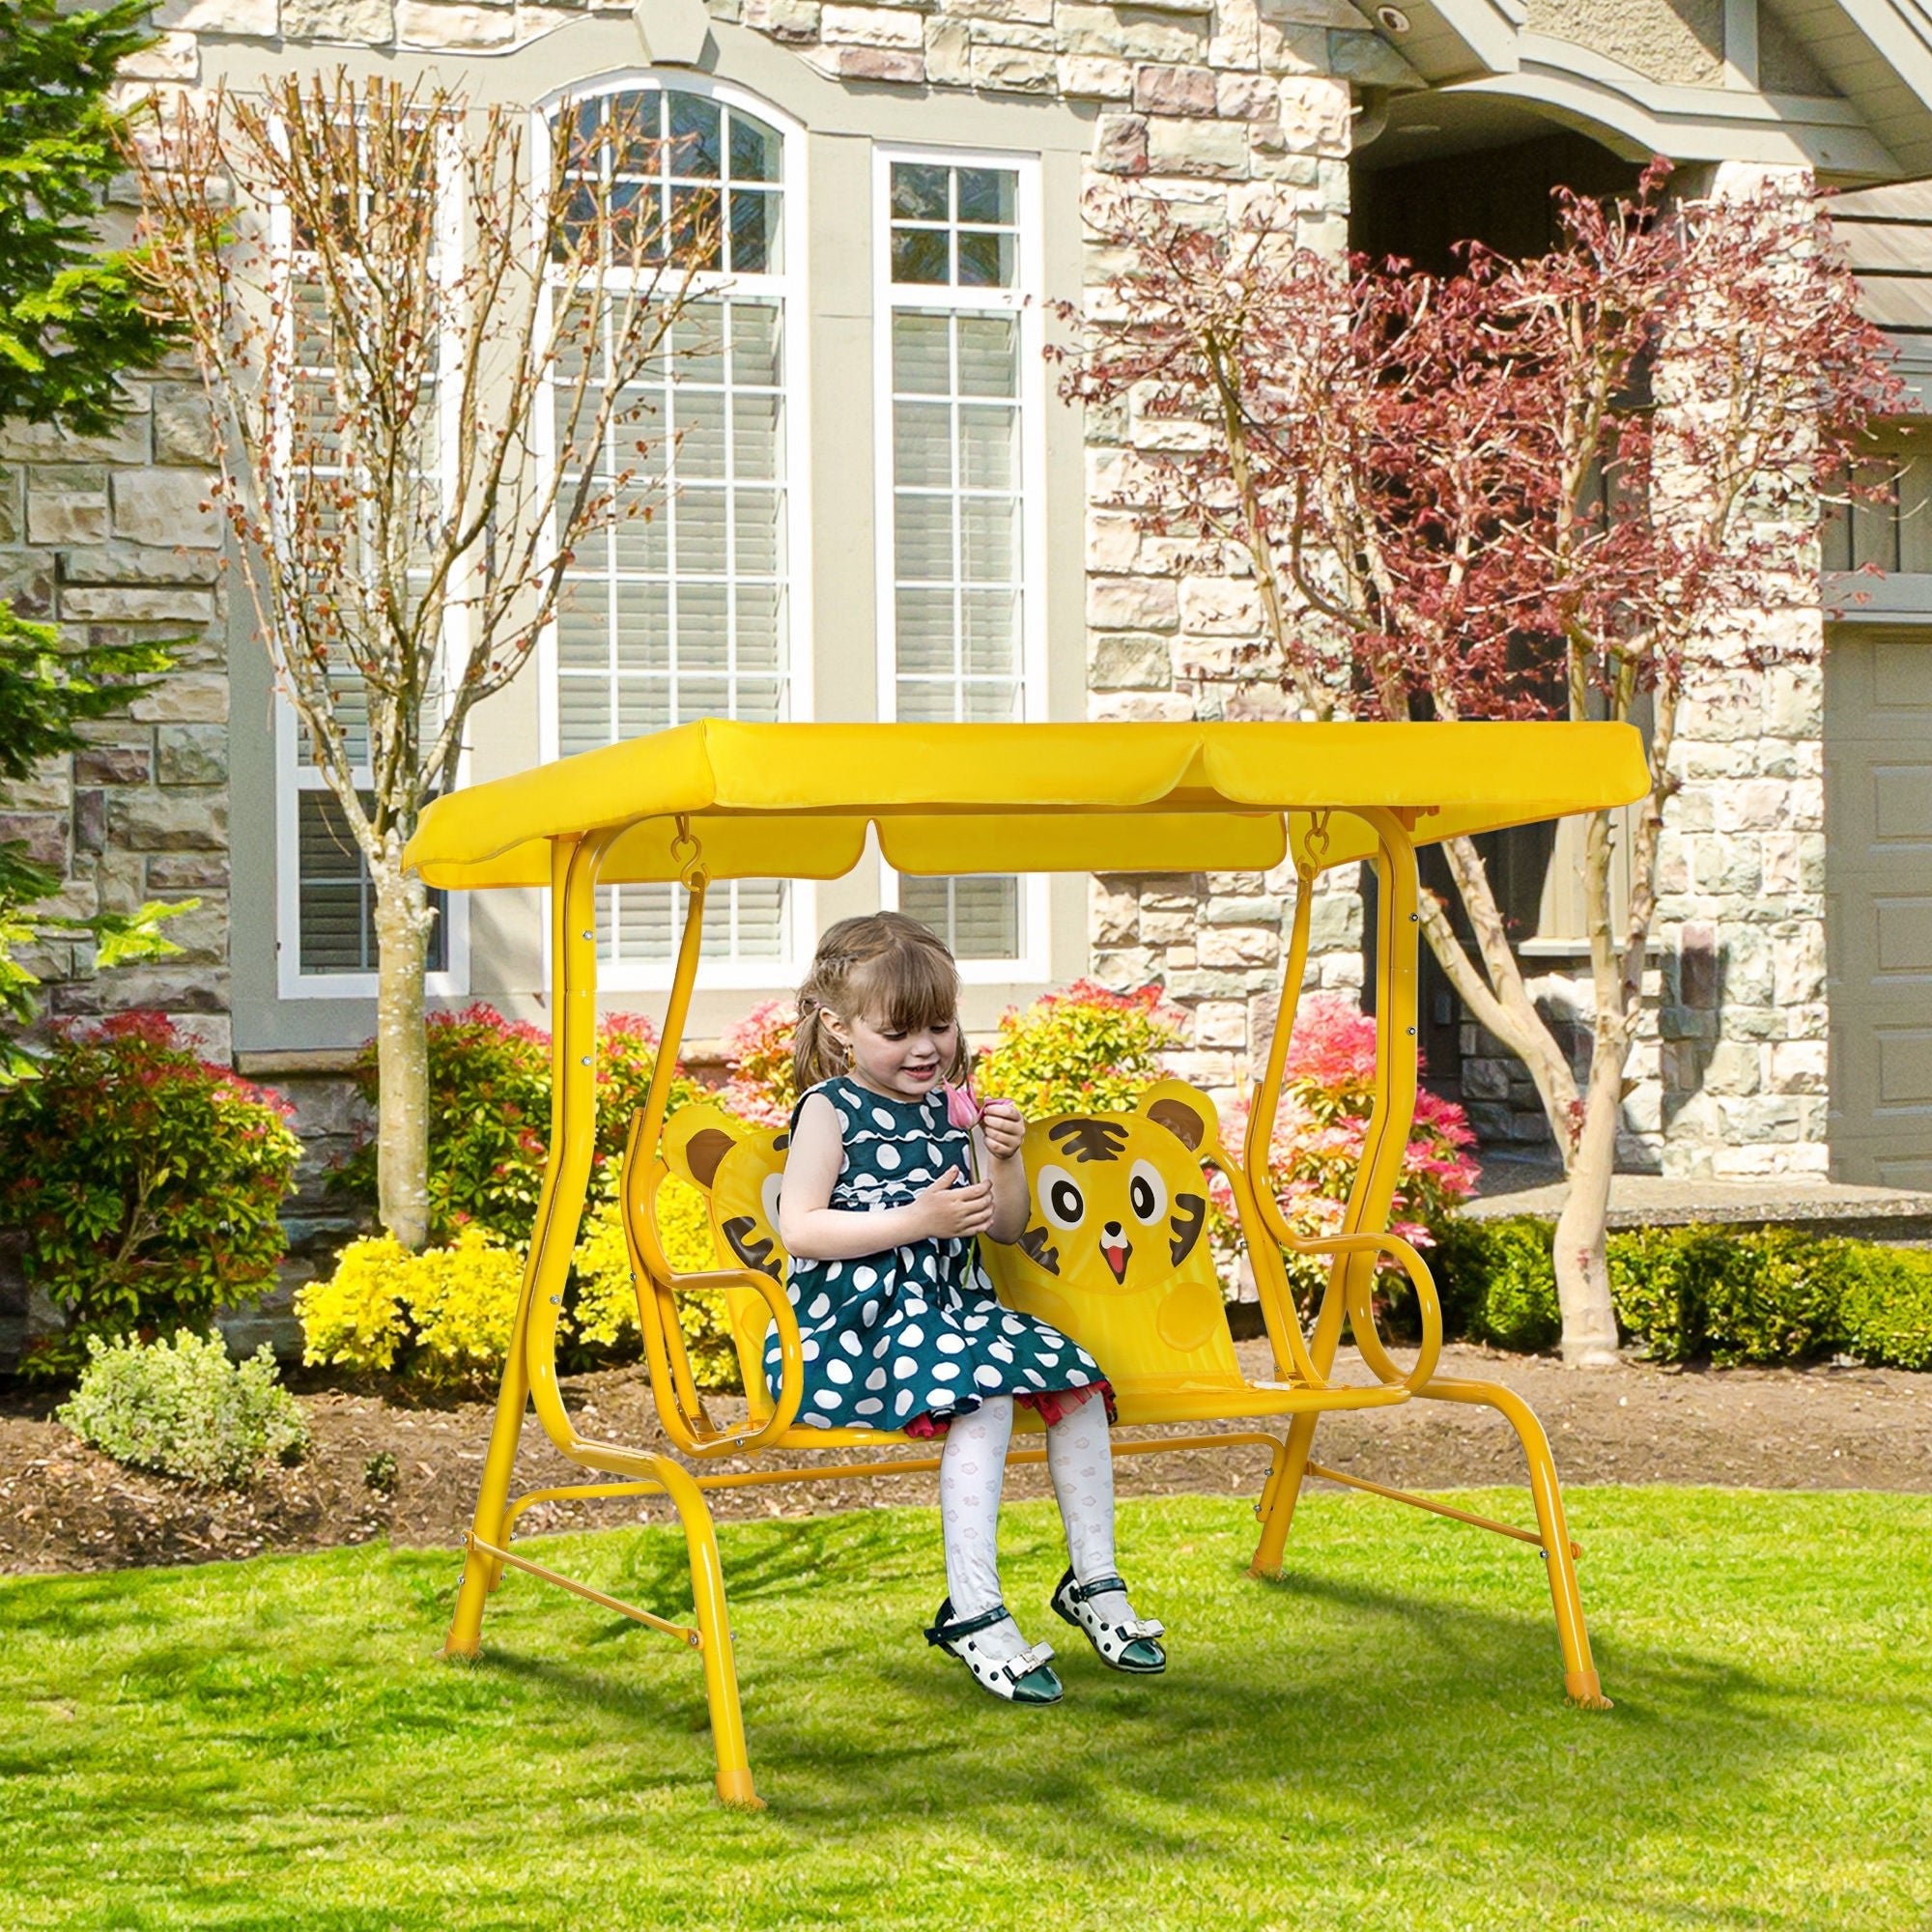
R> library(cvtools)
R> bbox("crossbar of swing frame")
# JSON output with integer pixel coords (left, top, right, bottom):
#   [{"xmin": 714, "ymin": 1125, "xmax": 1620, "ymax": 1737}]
[
  {"xmin": 474, "ymin": 1430, "xmax": 1577, "ymax": 1641},
  {"xmin": 441, "ymin": 801, "xmax": 1606, "ymax": 1809}
]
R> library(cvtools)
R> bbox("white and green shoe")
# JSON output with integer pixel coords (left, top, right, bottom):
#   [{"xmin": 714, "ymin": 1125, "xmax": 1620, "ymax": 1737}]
[
  {"xmin": 924, "ymin": 1598, "xmax": 1063, "ymax": 1705},
  {"xmin": 1050, "ymin": 1569, "xmax": 1166, "ymax": 1674}
]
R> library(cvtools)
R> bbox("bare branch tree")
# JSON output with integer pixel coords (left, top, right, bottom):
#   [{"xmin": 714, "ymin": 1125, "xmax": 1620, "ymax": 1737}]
[{"xmin": 129, "ymin": 71, "xmax": 719, "ymax": 1245}]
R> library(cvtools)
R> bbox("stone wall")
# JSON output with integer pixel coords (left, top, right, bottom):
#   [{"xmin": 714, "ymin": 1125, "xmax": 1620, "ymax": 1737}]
[
  {"xmin": 1651, "ymin": 656, "xmax": 1830, "ymax": 1179},
  {"xmin": 0, "ymin": 343, "xmax": 231, "ymax": 1062}
]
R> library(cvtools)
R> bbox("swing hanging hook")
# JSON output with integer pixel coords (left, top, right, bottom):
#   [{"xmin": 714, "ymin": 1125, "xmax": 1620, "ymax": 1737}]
[
  {"xmin": 670, "ymin": 813, "xmax": 708, "ymax": 893},
  {"xmin": 1297, "ymin": 810, "xmax": 1331, "ymax": 882}
]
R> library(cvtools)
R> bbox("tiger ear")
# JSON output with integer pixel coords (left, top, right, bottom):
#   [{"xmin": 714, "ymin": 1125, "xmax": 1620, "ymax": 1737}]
[
  {"xmin": 1139, "ymin": 1079, "xmax": 1214, "ymax": 1153},
  {"xmin": 663, "ymin": 1103, "xmax": 747, "ymax": 1190}
]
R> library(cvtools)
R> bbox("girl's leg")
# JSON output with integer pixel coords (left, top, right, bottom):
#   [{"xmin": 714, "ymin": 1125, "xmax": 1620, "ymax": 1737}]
[
  {"xmin": 1045, "ymin": 1394, "xmax": 1138, "ymax": 1627},
  {"xmin": 938, "ymin": 1396, "xmax": 1031, "ymax": 1662}
]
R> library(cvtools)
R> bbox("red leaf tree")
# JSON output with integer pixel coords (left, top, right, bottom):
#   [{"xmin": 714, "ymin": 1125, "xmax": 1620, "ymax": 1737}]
[{"xmin": 1058, "ymin": 163, "xmax": 1902, "ymax": 1363}]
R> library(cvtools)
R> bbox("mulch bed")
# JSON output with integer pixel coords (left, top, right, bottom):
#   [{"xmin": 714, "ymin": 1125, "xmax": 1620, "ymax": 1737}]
[{"xmin": 3, "ymin": 1340, "xmax": 1927, "ymax": 1576}]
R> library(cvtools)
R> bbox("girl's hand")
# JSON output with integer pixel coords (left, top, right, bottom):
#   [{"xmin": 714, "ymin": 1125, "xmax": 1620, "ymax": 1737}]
[
  {"xmin": 916, "ymin": 1167, "xmax": 996, "ymax": 1239},
  {"xmin": 979, "ymin": 1097, "xmax": 1025, "ymax": 1164}
]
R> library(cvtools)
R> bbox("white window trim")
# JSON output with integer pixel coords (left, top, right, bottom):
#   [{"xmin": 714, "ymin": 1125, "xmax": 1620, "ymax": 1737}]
[
  {"xmin": 274, "ymin": 707, "xmax": 471, "ymax": 1002},
  {"xmin": 270, "ymin": 132, "xmax": 470, "ymax": 1003},
  {"xmin": 871, "ymin": 141, "xmax": 1049, "ymax": 984},
  {"xmin": 531, "ymin": 71, "xmax": 815, "ymax": 993}
]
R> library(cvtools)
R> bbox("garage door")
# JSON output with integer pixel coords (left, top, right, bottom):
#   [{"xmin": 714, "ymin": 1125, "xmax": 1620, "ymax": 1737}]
[{"xmin": 1827, "ymin": 629, "xmax": 1932, "ymax": 1187}]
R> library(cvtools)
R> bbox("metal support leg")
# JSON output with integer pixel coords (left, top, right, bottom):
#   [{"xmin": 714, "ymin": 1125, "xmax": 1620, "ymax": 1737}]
[
  {"xmin": 1422, "ymin": 1378, "xmax": 1609, "ymax": 1707},
  {"xmin": 445, "ymin": 1317, "xmax": 532, "ymax": 1654},
  {"xmin": 650, "ymin": 1454, "xmax": 761, "ymax": 1806},
  {"xmin": 1250, "ymin": 1412, "xmax": 1316, "ymax": 1578}
]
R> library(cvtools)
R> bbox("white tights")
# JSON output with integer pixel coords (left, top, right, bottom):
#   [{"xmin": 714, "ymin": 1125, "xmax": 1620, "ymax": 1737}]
[{"xmin": 937, "ymin": 1394, "xmax": 1133, "ymax": 1662}]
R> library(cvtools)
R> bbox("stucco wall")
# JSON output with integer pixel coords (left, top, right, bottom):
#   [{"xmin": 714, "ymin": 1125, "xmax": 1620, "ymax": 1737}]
[{"xmin": 1523, "ymin": 0, "xmax": 1726, "ymax": 86}]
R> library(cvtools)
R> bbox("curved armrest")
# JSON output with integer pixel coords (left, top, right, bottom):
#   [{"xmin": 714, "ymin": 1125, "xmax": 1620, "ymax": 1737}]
[
  {"xmin": 1278, "ymin": 1229, "xmax": 1442, "ymax": 1392},
  {"xmin": 619, "ymin": 1122, "xmax": 805, "ymax": 1457},
  {"xmin": 667, "ymin": 1262, "xmax": 805, "ymax": 1456},
  {"xmin": 628, "ymin": 1251, "xmax": 806, "ymax": 1460}
]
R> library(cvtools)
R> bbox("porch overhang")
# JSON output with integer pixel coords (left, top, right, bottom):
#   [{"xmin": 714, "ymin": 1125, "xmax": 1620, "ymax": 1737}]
[{"xmin": 1355, "ymin": 0, "xmax": 1932, "ymax": 185}]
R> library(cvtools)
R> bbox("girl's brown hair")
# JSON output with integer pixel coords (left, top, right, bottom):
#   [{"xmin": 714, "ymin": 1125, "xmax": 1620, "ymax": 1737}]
[{"xmin": 793, "ymin": 912, "xmax": 968, "ymax": 1093}]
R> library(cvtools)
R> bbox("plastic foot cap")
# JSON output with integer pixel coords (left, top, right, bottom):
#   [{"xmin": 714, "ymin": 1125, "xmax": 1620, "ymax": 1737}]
[
  {"xmin": 715, "ymin": 1769, "xmax": 764, "ymax": 1809},
  {"xmin": 1565, "ymin": 1668, "xmax": 1613, "ymax": 1710}
]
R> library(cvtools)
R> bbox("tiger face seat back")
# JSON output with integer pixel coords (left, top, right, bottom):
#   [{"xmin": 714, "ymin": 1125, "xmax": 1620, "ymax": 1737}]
[
  {"xmin": 661, "ymin": 1103, "xmax": 791, "ymax": 1412},
  {"xmin": 980, "ymin": 1080, "xmax": 1243, "ymax": 1414}
]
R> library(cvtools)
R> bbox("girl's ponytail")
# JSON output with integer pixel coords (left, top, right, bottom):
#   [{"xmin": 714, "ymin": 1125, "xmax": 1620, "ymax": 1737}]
[
  {"xmin": 791, "ymin": 998, "xmax": 845, "ymax": 1094},
  {"xmin": 792, "ymin": 913, "xmax": 964, "ymax": 1096}
]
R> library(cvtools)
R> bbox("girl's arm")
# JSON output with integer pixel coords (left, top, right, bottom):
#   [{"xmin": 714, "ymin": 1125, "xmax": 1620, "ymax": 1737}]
[
  {"xmin": 780, "ymin": 1092, "xmax": 996, "ymax": 1261},
  {"xmin": 978, "ymin": 1098, "xmax": 1031, "ymax": 1245}
]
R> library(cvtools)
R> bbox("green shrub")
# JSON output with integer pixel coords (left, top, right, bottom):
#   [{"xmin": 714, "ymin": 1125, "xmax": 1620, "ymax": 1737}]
[
  {"xmin": 1424, "ymin": 1217, "xmax": 1520, "ymax": 1340},
  {"xmin": 1825, "ymin": 1241, "xmax": 1932, "ymax": 1370},
  {"xmin": 974, "ymin": 980, "xmax": 1183, "ymax": 1117},
  {"xmin": 57, "ymin": 1329, "xmax": 308, "ymax": 1487},
  {"xmin": 1605, "ymin": 1225, "xmax": 1724, "ymax": 1363},
  {"xmin": 0, "ymin": 1013, "xmax": 301, "ymax": 1374},
  {"xmin": 1424, "ymin": 1216, "xmax": 1931, "ymax": 1368},
  {"xmin": 331, "ymin": 1004, "xmax": 702, "ymax": 1243},
  {"xmin": 1606, "ymin": 1225, "xmax": 1844, "ymax": 1365},
  {"xmin": 1700, "ymin": 1227, "xmax": 1842, "ymax": 1366},
  {"xmin": 1447, "ymin": 1216, "xmax": 1562, "ymax": 1352}
]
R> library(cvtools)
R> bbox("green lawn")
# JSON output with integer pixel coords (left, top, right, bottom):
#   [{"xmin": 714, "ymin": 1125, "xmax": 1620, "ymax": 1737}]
[{"xmin": 6, "ymin": 1489, "xmax": 1929, "ymax": 1932}]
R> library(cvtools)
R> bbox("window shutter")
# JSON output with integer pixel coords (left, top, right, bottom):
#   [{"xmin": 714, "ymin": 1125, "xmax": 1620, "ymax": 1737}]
[{"xmin": 298, "ymin": 789, "xmax": 449, "ymax": 976}]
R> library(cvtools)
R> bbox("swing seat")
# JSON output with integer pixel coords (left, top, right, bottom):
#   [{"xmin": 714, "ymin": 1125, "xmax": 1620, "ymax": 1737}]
[
  {"xmin": 407, "ymin": 718, "xmax": 1647, "ymax": 1805},
  {"xmin": 658, "ymin": 1080, "xmax": 1418, "ymax": 1450}
]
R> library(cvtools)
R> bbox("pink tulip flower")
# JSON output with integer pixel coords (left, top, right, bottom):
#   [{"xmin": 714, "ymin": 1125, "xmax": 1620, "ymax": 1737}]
[{"xmin": 943, "ymin": 1078, "xmax": 982, "ymax": 1131}]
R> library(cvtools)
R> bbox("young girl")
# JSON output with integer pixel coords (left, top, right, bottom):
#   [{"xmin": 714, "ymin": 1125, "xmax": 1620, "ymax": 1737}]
[{"xmin": 771, "ymin": 912, "xmax": 1166, "ymax": 1706}]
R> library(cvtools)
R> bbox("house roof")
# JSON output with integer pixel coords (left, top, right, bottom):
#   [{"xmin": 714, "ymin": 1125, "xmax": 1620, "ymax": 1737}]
[{"xmin": 404, "ymin": 720, "xmax": 1650, "ymax": 890}]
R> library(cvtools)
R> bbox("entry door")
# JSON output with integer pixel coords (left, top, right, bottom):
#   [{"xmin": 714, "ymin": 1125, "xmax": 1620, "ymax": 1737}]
[{"xmin": 1826, "ymin": 630, "xmax": 1932, "ymax": 1187}]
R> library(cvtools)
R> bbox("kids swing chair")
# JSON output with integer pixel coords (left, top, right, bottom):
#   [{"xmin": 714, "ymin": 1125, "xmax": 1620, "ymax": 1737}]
[{"xmin": 405, "ymin": 718, "xmax": 1648, "ymax": 1807}]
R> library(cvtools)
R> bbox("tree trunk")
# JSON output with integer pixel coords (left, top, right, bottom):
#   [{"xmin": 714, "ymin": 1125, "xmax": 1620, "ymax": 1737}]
[
  {"xmin": 1550, "ymin": 1055, "xmax": 1626, "ymax": 1368},
  {"xmin": 370, "ymin": 855, "xmax": 433, "ymax": 1251}
]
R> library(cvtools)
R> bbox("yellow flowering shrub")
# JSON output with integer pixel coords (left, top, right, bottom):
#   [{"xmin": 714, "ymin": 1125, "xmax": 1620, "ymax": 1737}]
[
  {"xmin": 297, "ymin": 1236, "xmax": 415, "ymax": 1374},
  {"xmin": 302, "ymin": 1181, "xmax": 741, "ymax": 1390},
  {"xmin": 408, "ymin": 1228, "xmax": 526, "ymax": 1382},
  {"xmin": 299, "ymin": 1226, "xmax": 524, "ymax": 1387},
  {"xmin": 570, "ymin": 1182, "xmax": 740, "ymax": 1391}
]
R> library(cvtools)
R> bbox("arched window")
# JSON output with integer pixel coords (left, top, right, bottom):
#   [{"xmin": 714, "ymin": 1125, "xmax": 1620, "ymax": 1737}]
[{"xmin": 544, "ymin": 80, "xmax": 796, "ymax": 980}]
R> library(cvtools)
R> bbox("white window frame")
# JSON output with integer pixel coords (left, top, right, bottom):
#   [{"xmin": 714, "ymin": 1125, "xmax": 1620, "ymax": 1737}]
[
  {"xmin": 532, "ymin": 72, "xmax": 814, "ymax": 993},
  {"xmin": 871, "ymin": 142, "xmax": 1049, "ymax": 983},
  {"xmin": 270, "ymin": 124, "xmax": 469, "ymax": 1003}
]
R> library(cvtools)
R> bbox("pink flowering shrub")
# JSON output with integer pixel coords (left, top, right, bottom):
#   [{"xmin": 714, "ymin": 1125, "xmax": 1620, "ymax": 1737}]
[
  {"xmin": 718, "ymin": 998, "xmax": 798, "ymax": 1126},
  {"xmin": 335, "ymin": 1003, "xmax": 701, "ymax": 1242},
  {"xmin": 975, "ymin": 980, "xmax": 1185, "ymax": 1118},
  {"xmin": 1212, "ymin": 995, "xmax": 1480, "ymax": 1315}
]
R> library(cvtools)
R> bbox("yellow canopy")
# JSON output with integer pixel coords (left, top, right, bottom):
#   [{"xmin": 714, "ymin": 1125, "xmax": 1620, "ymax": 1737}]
[{"xmin": 405, "ymin": 720, "xmax": 1650, "ymax": 889}]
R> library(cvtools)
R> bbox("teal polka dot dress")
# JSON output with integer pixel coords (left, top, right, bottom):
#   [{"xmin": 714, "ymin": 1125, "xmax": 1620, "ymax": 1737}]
[{"xmin": 764, "ymin": 1078, "xmax": 1107, "ymax": 1433}]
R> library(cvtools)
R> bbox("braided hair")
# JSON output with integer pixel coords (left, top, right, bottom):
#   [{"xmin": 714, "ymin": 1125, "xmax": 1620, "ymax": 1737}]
[{"xmin": 792, "ymin": 912, "xmax": 970, "ymax": 1094}]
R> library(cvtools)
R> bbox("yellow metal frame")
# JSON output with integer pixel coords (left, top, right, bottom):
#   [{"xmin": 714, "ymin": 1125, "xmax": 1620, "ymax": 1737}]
[
  {"xmin": 1238, "ymin": 810, "xmax": 1605, "ymax": 1709},
  {"xmin": 427, "ymin": 728, "xmax": 1633, "ymax": 1808}
]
